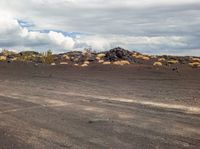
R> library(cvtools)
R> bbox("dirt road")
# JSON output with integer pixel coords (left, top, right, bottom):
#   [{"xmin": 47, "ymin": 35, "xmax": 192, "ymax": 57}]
[{"xmin": 0, "ymin": 63, "xmax": 200, "ymax": 149}]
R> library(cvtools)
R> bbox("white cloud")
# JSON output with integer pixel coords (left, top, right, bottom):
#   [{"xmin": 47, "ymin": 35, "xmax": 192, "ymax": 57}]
[
  {"xmin": 0, "ymin": 17, "xmax": 75, "ymax": 51},
  {"xmin": 48, "ymin": 31, "xmax": 75, "ymax": 50},
  {"xmin": 0, "ymin": 0, "xmax": 200, "ymax": 55}
]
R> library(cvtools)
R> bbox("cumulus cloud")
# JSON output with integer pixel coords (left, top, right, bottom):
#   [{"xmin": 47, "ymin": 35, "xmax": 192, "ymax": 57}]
[
  {"xmin": 0, "ymin": 17, "xmax": 74, "ymax": 51},
  {"xmin": 0, "ymin": 0, "xmax": 200, "ymax": 55}
]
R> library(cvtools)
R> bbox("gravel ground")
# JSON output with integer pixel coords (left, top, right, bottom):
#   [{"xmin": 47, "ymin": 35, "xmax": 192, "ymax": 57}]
[{"xmin": 0, "ymin": 62, "xmax": 200, "ymax": 149}]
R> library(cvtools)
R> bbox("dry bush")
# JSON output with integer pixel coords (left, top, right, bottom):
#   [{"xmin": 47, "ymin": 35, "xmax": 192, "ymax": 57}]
[
  {"xmin": 96, "ymin": 57, "xmax": 101, "ymax": 60},
  {"xmin": 132, "ymin": 54, "xmax": 150, "ymax": 60},
  {"xmin": 15, "ymin": 51, "xmax": 40, "ymax": 62},
  {"xmin": 41, "ymin": 50, "xmax": 54, "ymax": 64},
  {"xmin": 81, "ymin": 63, "xmax": 88, "ymax": 67},
  {"xmin": 62, "ymin": 54, "xmax": 70, "ymax": 60},
  {"xmin": 18, "ymin": 55, "xmax": 36, "ymax": 62},
  {"xmin": 74, "ymin": 64, "xmax": 79, "ymax": 66},
  {"xmin": 191, "ymin": 58, "xmax": 200, "ymax": 63},
  {"xmin": 97, "ymin": 53, "xmax": 105, "ymax": 58},
  {"xmin": 158, "ymin": 58, "xmax": 166, "ymax": 61},
  {"xmin": 1, "ymin": 49, "xmax": 16, "ymax": 56},
  {"xmin": 113, "ymin": 60, "xmax": 130, "ymax": 66},
  {"xmin": 103, "ymin": 61, "xmax": 111, "ymax": 65},
  {"xmin": 167, "ymin": 60, "xmax": 179, "ymax": 64},
  {"xmin": 84, "ymin": 61, "xmax": 90, "ymax": 65},
  {"xmin": 188, "ymin": 62, "xmax": 200, "ymax": 68},
  {"xmin": 141, "ymin": 56, "xmax": 150, "ymax": 60},
  {"xmin": 11, "ymin": 57, "xmax": 17, "ymax": 61},
  {"xmin": 60, "ymin": 62, "xmax": 68, "ymax": 65},
  {"xmin": 0, "ymin": 56, "xmax": 7, "ymax": 61},
  {"xmin": 153, "ymin": 62, "xmax": 162, "ymax": 66},
  {"xmin": 98, "ymin": 60, "xmax": 104, "ymax": 63}
]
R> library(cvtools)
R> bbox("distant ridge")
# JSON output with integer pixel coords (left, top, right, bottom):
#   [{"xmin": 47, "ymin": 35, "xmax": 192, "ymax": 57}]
[{"xmin": 0, "ymin": 47, "xmax": 200, "ymax": 68}]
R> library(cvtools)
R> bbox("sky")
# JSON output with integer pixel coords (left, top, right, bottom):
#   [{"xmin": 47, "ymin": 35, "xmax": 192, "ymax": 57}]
[{"xmin": 0, "ymin": 0, "xmax": 200, "ymax": 55}]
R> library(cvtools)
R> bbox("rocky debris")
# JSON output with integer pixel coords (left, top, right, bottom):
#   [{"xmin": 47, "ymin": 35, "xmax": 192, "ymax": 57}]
[
  {"xmin": 178, "ymin": 57, "xmax": 190, "ymax": 64},
  {"xmin": 172, "ymin": 67, "xmax": 179, "ymax": 73},
  {"xmin": 104, "ymin": 47, "xmax": 135, "ymax": 62},
  {"xmin": 0, "ymin": 48, "xmax": 199, "ymax": 68},
  {"xmin": 19, "ymin": 51, "xmax": 39, "ymax": 56}
]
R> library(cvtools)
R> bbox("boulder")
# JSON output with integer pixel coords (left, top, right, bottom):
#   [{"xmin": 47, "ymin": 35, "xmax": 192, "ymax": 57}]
[{"xmin": 105, "ymin": 47, "xmax": 133, "ymax": 62}]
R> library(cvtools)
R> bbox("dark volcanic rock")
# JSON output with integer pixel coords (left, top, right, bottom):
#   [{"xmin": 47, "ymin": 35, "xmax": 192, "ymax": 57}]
[
  {"xmin": 1, "ymin": 48, "xmax": 199, "ymax": 67},
  {"xmin": 19, "ymin": 51, "xmax": 39, "ymax": 56},
  {"xmin": 105, "ymin": 47, "xmax": 136, "ymax": 62}
]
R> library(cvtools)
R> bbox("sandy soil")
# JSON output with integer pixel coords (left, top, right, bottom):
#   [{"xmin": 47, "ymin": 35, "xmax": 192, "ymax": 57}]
[{"xmin": 0, "ymin": 62, "xmax": 200, "ymax": 149}]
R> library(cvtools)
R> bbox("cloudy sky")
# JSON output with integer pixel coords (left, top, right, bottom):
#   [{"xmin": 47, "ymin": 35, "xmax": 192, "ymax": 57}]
[{"xmin": 0, "ymin": 0, "xmax": 200, "ymax": 55}]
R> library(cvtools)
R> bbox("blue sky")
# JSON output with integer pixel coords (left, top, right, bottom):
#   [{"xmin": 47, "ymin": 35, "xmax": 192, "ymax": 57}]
[{"xmin": 0, "ymin": 0, "xmax": 200, "ymax": 55}]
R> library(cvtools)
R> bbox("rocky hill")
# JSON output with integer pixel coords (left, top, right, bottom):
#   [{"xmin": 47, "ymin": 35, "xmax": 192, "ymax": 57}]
[{"xmin": 0, "ymin": 47, "xmax": 200, "ymax": 68}]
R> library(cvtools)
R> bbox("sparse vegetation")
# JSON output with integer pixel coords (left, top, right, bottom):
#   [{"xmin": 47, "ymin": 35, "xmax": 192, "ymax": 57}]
[
  {"xmin": 132, "ymin": 54, "xmax": 150, "ymax": 60},
  {"xmin": 0, "ymin": 56, "xmax": 7, "ymax": 61},
  {"xmin": 103, "ymin": 61, "xmax": 111, "ymax": 65},
  {"xmin": 167, "ymin": 60, "xmax": 179, "ymax": 64},
  {"xmin": 1, "ymin": 49, "xmax": 16, "ymax": 56},
  {"xmin": 41, "ymin": 50, "xmax": 54, "ymax": 64},
  {"xmin": 113, "ymin": 60, "xmax": 130, "ymax": 66},
  {"xmin": 191, "ymin": 58, "xmax": 200, "ymax": 63},
  {"xmin": 0, "ymin": 48, "xmax": 199, "ymax": 69},
  {"xmin": 96, "ymin": 53, "xmax": 105, "ymax": 59},
  {"xmin": 62, "ymin": 54, "xmax": 70, "ymax": 60},
  {"xmin": 81, "ymin": 63, "xmax": 88, "ymax": 67},
  {"xmin": 84, "ymin": 61, "xmax": 90, "ymax": 65},
  {"xmin": 158, "ymin": 58, "xmax": 166, "ymax": 62},
  {"xmin": 98, "ymin": 60, "xmax": 104, "ymax": 63},
  {"xmin": 60, "ymin": 62, "xmax": 68, "ymax": 65},
  {"xmin": 189, "ymin": 62, "xmax": 200, "ymax": 68},
  {"xmin": 153, "ymin": 62, "xmax": 163, "ymax": 66}
]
